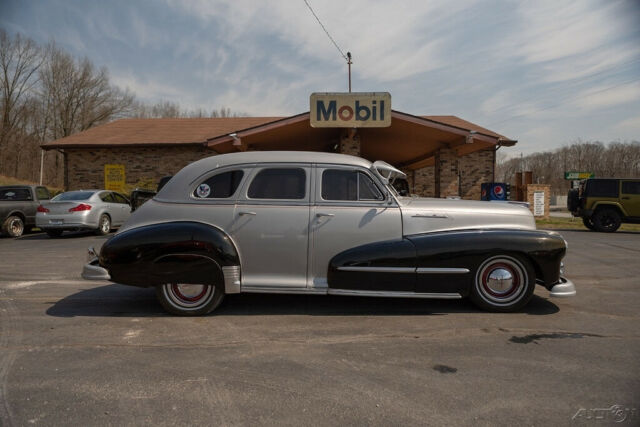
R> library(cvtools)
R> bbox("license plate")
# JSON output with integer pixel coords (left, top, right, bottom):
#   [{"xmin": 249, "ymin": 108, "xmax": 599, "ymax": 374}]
[{"xmin": 50, "ymin": 220, "xmax": 63, "ymax": 225}]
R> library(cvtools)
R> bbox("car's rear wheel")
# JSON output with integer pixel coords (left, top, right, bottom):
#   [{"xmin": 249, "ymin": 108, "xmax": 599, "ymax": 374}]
[
  {"xmin": 2, "ymin": 215, "xmax": 24, "ymax": 237},
  {"xmin": 45, "ymin": 229, "xmax": 64, "ymax": 238},
  {"xmin": 96, "ymin": 214, "xmax": 111, "ymax": 235},
  {"xmin": 155, "ymin": 283, "xmax": 224, "ymax": 316},
  {"xmin": 470, "ymin": 254, "xmax": 535, "ymax": 312},
  {"xmin": 582, "ymin": 217, "xmax": 596, "ymax": 231},
  {"xmin": 592, "ymin": 208, "xmax": 621, "ymax": 232}
]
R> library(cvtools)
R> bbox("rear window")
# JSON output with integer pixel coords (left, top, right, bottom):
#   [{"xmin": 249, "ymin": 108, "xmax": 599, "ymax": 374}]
[
  {"xmin": 52, "ymin": 191, "xmax": 95, "ymax": 201},
  {"xmin": 586, "ymin": 180, "xmax": 619, "ymax": 198},
  {"xmin": 0, "ymin": 188, "xmax": 32, "ymax": 201},
  {"xmin": 193, "ymin": 170, "xmax": 244, "ymax": 199},
  {"xmin": 621, "ymin": 181, "xmax": 640, "ymax": 195},
  {"xmin": 248, "ymin": 168, "xmax": 306, "ymax": 199}
]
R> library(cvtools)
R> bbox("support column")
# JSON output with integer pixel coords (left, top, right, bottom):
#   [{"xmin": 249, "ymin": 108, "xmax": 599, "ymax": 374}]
[
  {"xmin": 413, "ymin": 165, "xmax": 436, "ymax": 197},
  {"xmin": 459, "ymin": 150, "xmax": 494, "ymax": 200},
  {"xmin": 435, "ymin": 148, "xmax": 459, "ymax": 198},
  {"xmin": 338, "ymin": 128, "xmax": 360, "ymax": 156}
]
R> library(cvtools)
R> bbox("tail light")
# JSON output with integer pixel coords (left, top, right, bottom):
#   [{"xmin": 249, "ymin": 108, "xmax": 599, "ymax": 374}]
[
  {"xmin": 37, "ymin": 205, "xmax": 49, "ymax": 213},
  {"xmin": 69, "ymin": 203, "xmax": 92, "ymax": 212}
]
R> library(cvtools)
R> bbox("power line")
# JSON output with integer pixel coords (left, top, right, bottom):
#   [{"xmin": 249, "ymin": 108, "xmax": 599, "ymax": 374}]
[
  {"xmin": 303, "ymin": 0, "xmax": 348, "ymax": 61},
  {"xmin": 488, "ymin": 76, "xmax": 640, "ymax": 128}
]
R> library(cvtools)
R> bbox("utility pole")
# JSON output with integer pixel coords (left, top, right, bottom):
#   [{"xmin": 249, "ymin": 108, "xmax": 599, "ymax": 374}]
[{"xmin": 347, "ymin": 52, "xmax": 352, "ymax": 92}]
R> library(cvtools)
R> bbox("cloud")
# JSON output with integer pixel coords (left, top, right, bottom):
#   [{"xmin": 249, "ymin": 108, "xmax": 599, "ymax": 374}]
[{"xmin": 574, "ymin": 81, "xmax": 640, "ymax": 111}]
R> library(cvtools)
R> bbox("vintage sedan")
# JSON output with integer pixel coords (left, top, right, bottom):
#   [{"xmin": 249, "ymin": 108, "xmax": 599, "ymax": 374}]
[
  {"xmin": 82, "ymin": 151, "xmax": 575, "ymax": 315},
  {"xmin": 37, "ymin": 190, "xmax": 131, "ymax": 237}
]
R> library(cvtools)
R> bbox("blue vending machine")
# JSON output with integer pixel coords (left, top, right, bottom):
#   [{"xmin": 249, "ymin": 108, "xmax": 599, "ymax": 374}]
[{"xmin": 481, "ymin": 183, "xmax": 510, "ymax": 201}]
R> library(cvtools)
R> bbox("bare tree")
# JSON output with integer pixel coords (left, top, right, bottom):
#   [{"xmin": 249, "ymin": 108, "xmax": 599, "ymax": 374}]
[
  {"xmin": 0, "ymin": 30, "xmax": 44, "ymax": 175},
  {"xmin": 39, "ymin": 45, "xmax": 134, "ymax": 139}
]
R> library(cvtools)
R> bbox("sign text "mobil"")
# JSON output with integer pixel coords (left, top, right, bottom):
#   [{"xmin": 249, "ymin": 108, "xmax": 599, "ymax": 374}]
[{"xmin": 310, "ymin": 92, "xmax": 391, "ymax": 128}]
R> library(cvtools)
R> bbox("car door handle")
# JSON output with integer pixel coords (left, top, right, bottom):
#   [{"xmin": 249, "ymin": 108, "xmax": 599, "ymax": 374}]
[
  {"xmin": 316, "ymin": 213, "xmax": 335, "ymax": 217},
  {"xmin": 621, "ymin": 197, "xmax": 630, "ymax": 200},
  {"xmin": 238, "ymin": 211, "xmax": 256, "ymax": 216},
  {"xmin": 412, "ymin": 213, "xmax": 448, "ymax": 218}
]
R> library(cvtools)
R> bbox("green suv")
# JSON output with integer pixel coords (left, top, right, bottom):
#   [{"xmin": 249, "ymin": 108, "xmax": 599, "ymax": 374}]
[{"xmin": 568, "ymin": 179, "xmax": 640, "ymax": 232}]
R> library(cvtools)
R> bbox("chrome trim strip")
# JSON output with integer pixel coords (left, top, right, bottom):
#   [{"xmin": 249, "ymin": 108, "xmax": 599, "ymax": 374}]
[
  {"xmin": 222, "ymin": 266, "xmax": 241, "ymax": 294},
  {"xmin": 337, "ymin": 266, "xmax": 415, "ymax": 273},
  {"xmin": 416, "ymin": 268, "xmax": 470, "ymax": 274},
  {"xmin": 241, "ymin": 286, "xmax": 327, "ymax": 295},
  {"xmin": 327, "ymin": 289, "xmax": 462, "ymax": 299}
]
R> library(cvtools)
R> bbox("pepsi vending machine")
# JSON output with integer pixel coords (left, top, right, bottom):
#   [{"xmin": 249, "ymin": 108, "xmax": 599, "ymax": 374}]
[{"xmin": 481, "ymin": 183, "xmax": 510, "ymax": 201}]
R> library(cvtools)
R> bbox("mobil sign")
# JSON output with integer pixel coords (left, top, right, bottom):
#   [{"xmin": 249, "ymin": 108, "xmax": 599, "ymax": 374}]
[{"xmin": 310, "ymin": 92, "xmax": 392, "ymax": 128}]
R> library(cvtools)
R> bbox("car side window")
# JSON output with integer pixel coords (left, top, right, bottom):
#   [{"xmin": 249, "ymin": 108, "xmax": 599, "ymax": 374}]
[
  {"xmin": 193, "ymin": 170, "xmax": 244, "ymax": 199},
  {"xmin": 321, "ymin": 170, "xmax": 383, "ymax": 201},
  {"xmin": 100, "ymin": 192, "xmax": 115, "ymax": 203},
  {"xmin": 587, "ymin": 180, "xmax": 619, "ymax": 198},
  {"xmin": 621, "ymin": 181, "xmax": 640, "ymax": 195},
  {"xmin": 113, "ymin": 193, "xmax": 129, "ymax": 204},
  {"xmin": 36, "ymin": 187, "xmax": 50, "ymax": 200},
  {"xmin": 247, "ymin": 168, "xmax": 306, "ymax": 199}
]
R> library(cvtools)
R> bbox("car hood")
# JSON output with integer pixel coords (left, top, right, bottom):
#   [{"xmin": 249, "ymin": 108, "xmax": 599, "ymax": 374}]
[{"xmin": 398, "ymin": 197, "xmax": 536, "ymax": 235}]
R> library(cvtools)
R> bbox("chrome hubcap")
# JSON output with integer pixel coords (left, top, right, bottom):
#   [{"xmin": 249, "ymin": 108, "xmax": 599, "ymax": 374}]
[
  {"xmin": 486, "ymin": 268, "xmax": 514, "ymax": 294},
  {"xmin": 476, "ymin": 256, "xmax": 527, "ymax": 305},
  {"xmin": 165, "ymin": 283, "xmax": 213, "ymax": 309},
  {"xmin": 101, "ymin": 218, "xmax": 109, "ymax": 232},
  {"xmin": 10, "ymin": 219, "xmax": 23, "ymax": 235}
]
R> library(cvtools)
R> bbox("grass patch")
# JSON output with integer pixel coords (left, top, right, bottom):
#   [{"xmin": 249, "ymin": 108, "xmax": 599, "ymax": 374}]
[
  {"xmin": 537, "ymin": 216, "xmax": 640, "ymax": 232},
  {"xmin": 0, "ymin": 174, "xmax": 36, "ymax": 186}
]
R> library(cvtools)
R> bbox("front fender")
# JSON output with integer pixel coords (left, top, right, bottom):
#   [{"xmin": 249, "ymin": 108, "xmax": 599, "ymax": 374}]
[{"xmin": 99, "ymin": 221, "xmax": 240, "ymax": 288}]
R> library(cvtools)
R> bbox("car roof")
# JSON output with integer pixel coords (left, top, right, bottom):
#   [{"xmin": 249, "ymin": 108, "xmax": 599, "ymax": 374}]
[{"xmin": 156, "ymin": 151, "xmax": 373, "ymax": 202}]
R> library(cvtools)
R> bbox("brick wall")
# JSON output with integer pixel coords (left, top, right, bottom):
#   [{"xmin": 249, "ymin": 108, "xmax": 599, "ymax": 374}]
[
  {"xmin": 65, "ymin": 146, "xmax": 212, "ymax": 190},
  {"xmin": 435, "ymin": 148, "xmax": 459, "ymax": 197},
  {"xmin": 413, "ymin": 165, "xmax": 436, "ymax": 197},
  {"xmin": 459, "ymin": 150, "xmax": 494, "ymax": 200}
]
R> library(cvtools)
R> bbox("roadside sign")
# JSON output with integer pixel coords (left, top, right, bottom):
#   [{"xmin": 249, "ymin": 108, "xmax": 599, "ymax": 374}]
[
  {"xmin": 104, "ymin": 164, "xmax": 126, "ymax": 192},
  {"xmin": 310, "ymin": 92, "xmax": 391, "ymax": 128},
  {"xmin": 564, "ymin": 171, "xmax": 594, "ymax": 180}
]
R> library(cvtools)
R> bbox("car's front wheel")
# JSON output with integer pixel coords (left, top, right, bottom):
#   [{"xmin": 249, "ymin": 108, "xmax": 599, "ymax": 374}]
[
  {"xmin": 470, "ymin": 254, "xmax": 535, "ymax": 312},
  {"xmin": 2, "ymin": 215, "xmax": 25, "ymax": 237},
  {"xmin": 155, "ymin": 283, "xmax": 224, "ymax": 316}
]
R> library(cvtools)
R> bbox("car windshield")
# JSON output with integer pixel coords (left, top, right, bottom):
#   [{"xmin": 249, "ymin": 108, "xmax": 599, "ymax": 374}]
[{"xmin": 52, "ymin": 191, "xmax": 95, "ymax": 201}]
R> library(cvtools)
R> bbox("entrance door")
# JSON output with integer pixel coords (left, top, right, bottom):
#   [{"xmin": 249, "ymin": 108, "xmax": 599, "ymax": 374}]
[
  {"xmin": 230, "ymin": 165, "xmax": 311, "ymax": 289},
  {"xmin": 310, "ymin": 166, "xmax": 403, "ymax": 289}
]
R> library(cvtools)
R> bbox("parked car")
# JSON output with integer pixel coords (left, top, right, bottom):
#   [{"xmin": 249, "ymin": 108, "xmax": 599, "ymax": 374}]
[
  {"xmin": 0, "ymin": 185, "xmax": 51, "ymax": 237},
  {"xmin": 567, "ymin": 178, "xmax": 640, "ymax": 232},
  {"xmin": 37, "ymin": 190, "xmax": 131, "ymax": 237},
  {"xmin": 82, "ymin": 152, "xmax": 575, "ymax": 315}
]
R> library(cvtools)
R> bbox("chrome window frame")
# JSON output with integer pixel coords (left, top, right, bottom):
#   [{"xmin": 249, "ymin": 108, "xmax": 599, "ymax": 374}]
[
  {"xmin": 236, "ymin": 163, "xmax": 312, "ymax": 206},
  {"xmin": 313, "ymin": 164, "xmax": 397, "ymax": 207},
  {"xmin": 187, "ymin": 165, "xmax": 253, "ymax": 205}
]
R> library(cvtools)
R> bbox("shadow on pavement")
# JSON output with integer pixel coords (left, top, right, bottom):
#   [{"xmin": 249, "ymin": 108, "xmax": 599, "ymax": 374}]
[
  {"xmin": 542, "ymin": 228, "xmax": 640, "ymax": 235},
  {"xmin": 46, "ymin": 283, "xmax": 559, "ymax": 317},
  {"xmin": 16, "ymin": 230, "xmax": 114, "ymax": 240}
]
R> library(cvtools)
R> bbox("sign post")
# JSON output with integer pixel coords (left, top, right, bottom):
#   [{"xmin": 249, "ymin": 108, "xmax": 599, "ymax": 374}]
[
  {"xmin": 104, "ymin": 164, "xmax": 126, "ymax": 192},
  {"xmin": 310, "ymin": 92, "xmax": 391, "ymax": 128}
]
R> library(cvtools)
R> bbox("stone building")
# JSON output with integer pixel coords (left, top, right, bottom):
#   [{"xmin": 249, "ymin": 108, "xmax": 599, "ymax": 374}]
[{"xmin": 41, "ymin": 111, "xmax": 516, "ymax": 199}]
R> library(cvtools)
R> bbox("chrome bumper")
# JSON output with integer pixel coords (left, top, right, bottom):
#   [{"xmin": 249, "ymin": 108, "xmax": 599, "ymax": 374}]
[
  {"xmin": 82, "ymin": 258, "xmax": 111, "ymax": 281},
  {"xmin": 549, "ymin": 277, "xmax": 576, "ymax": 298}
]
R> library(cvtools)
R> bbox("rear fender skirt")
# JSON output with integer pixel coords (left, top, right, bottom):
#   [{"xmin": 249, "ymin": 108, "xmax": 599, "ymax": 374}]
[
  {"xmin": 407, "ymin": 229, "xmax": 566, "ymax": 290},
  {"xmin": 99, "ymin": 221, "xmax": 239, "ymax": 288}
]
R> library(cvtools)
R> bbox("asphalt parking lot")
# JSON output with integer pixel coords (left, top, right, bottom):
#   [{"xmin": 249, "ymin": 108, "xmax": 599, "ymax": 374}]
[{"xmin": 0, "ymin": 229, "xmax": 638, "ymax": 426}]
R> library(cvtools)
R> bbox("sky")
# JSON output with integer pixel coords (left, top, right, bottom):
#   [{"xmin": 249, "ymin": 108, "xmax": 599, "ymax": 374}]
[{"xmin": 1, "ymin": 0, "xmax": 639, "ymax": 157}]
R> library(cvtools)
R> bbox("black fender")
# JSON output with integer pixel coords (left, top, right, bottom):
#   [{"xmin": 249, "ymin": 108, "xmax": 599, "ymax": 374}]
[
  {"xmin": 328, "ymin": 229, "xmax": 566, "ymax": 294},
  {"xmin": 99, "ymin": 221, "xmax": 240, "ymax": 287},
  {"xmin": 407, "ymin": 229, "xmax": 566, "ymax": 293}
]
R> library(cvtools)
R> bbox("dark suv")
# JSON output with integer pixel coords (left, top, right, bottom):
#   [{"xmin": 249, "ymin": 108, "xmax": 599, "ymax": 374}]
[{"xmin": 567, "ymin": 179, "xmax": 640, "ymax": 232}]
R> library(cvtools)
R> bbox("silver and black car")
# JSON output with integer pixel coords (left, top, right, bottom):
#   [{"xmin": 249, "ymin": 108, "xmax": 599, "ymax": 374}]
[
  {"xmin": 83, "ymin": 152, "xmax": 575, "ymax": 315},
  {"xmin": 37, "ymin": 190, "xmax": 131, "ymax": 237}
]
